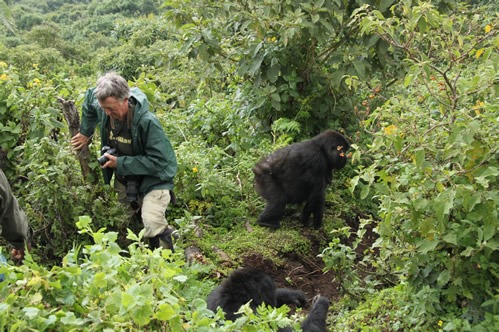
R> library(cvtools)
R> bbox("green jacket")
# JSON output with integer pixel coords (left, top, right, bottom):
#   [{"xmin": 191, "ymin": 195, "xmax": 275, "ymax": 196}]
[
  {"xmin": 0, "ymin": 169, "xmax": 29, "ymax": 249},
  {"xmin": 79, "ymin": 87, "xmax": 177, "ymax": 195}
]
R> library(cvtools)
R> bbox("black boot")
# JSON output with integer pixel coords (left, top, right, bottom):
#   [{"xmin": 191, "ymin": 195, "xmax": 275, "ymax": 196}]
[{"xmin": 149, "ymin": 226, "xmax": 177, "ymax": 253}]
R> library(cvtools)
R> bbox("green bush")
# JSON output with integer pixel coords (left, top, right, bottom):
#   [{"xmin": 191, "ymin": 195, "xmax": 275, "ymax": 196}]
[
  {"xmin": 14, "ymin": 137, "xmax": 131, "ymax": 263},
  {"xmin": 0, "ymin": 217, "xmax": 303, "ymax": 331},
  {"xmin": 349, "ymin": 2, "xmax": 498, "ymax": 328}
]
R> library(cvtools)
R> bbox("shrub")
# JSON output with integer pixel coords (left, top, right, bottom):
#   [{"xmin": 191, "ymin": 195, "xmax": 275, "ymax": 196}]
[
  {"xmin": 349, "ymin": 2, "xmax": 498, "ymax": 328},
  {"xmin": 0, "ymin": 217, "xmax": 300, "ymax": 331}
]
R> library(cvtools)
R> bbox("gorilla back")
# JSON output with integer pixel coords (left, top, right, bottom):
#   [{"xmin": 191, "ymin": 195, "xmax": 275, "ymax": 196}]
[
  {"xmin": 253, "ymin": 130, "xmax": 350, "ymax": 229},
  {"xmin": 207, "ymin": 268, "xmax": 277, "ymax": 321}
]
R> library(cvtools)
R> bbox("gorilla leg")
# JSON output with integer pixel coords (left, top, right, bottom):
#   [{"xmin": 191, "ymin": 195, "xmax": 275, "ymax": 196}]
[
  {"xmin": 300, "ymin": 202, "xmax": 313, "ymax": 226},
  {"xmin": 257, "ymin": 194, "xmax": 287, "ymax": 228},
  {"xmin": 301, "ymin": 192, "xmax": 325, "ymax": 229},
  {"xmin": 301, "ymin": 295, "xmax": 330, "ymax": 332}
]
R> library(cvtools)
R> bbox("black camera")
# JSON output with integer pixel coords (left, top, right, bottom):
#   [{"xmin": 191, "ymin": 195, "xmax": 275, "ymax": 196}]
[
  {"xmin": 126, "ymin": 178, "xmax": 139, "ymax": 204},
  {"xmin": 97, "ymin": 146, "xmax": 117, "ymax": 165}
]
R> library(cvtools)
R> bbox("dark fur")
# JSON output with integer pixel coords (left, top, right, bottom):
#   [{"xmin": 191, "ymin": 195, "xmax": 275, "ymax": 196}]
[
  {"xmin": 253, "ymin": 130, "xmax": 350, "ymax": 229},
  {"xmin": 207, "ymin": 267, "xmax": 329, "ymax": 332},
  {"xmin": 207, "ymin": 268, "xmax": 279, "ymax": 321},
  {"xmin": 301, "ymin": 295, "xmax": 330, "ymax": 332},
  {"xmin": 275, "ymin": 288, "xmax": 308, "ymax": 308}
]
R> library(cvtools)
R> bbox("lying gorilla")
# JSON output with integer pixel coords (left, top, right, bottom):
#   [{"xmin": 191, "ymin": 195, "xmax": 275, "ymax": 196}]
[
  {"xmin": 207, "ymin": 267, "xmax": 329, "ymax": 332},
  {"xmin": 253, "ymin": 130, "xmax": 350, "ymax": 229}
]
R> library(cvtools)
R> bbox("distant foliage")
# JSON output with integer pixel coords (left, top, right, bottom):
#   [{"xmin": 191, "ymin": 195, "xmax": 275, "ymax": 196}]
[{"xmin": 164, "ymin": 0, "xmax": 410, "ymax": 136}]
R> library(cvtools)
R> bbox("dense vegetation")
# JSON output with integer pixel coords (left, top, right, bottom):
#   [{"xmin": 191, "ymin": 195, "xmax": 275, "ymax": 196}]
[{"xmin": 0, "ymin": 0, "xmax": 497, "ymax": 330}]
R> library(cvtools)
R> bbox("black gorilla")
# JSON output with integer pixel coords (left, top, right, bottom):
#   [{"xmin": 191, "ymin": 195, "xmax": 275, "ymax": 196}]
[
  {"xmin": 301, "ymin": 295, "xmax": 330, "ymax": 332},
  {"xmin": 253, "ymin": 130, "xmax": 350, "ymax": 229},
  {"xmin": 207, "ymin": 267, "xmax": 329, "ymax": 332}
]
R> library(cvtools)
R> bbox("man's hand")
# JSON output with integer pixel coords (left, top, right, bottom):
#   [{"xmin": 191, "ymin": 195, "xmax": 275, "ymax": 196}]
[
  {"xmin": 11, "ymin": 248, "xmax": 24, "ymax": 261},
  {"xmin": 11, "ymin": 241, "xmax": 31, "ymax": 263},
  {"xmin": 102, "ymin": 153, "xmax": 118, "ymax": 169},
  {"xmin": 71, "ymin": 133, "xmax": 90, "ymax": 151}
]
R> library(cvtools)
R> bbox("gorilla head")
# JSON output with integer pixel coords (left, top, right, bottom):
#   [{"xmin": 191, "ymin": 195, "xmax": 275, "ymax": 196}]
[{"xmin": 253, "ymin": 130, "xmax": 350, "ymax": 229}]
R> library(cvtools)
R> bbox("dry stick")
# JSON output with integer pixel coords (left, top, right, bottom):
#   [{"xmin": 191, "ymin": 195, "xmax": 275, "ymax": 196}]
[{"xmin": 57, "ymin": 97, "xmax": 94, "ymax": 181}]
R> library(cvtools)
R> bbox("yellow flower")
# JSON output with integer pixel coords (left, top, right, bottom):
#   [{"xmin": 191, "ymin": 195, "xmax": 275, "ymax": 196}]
[
  {"xmin": 473, "ymin": 101, "xmax": 485, "ymax": 115},
  {"xmin": 473, "ymin": 101, "xmax": 484, "ymax": 108},
  {"xmin": 192, "ymin": 167, "xmax": 198, "ymax": 173},
  {"xmin": 485, "ymin": 24, "xmax": 491, "ymax": 33},
  {"xmin": 0, "ymin": 73, "xmax": 8, "ymax": 81},
  {"xmin": 32, "ymin": 63, "xmax": 39, "ymax": 69},
  {"xmin": 438, "ymin": 320, "xmax": 443, "ymax": 327},
  {"xmin": 0, "ymin": 61, "xmax": 7, "ymax": 68},
  {"xmin": 383, "ymin": 124, "xmax": 397, "ymax": 136},
  {"xmin": 27, "ymin": 78, "xmax": 41, "ymax": 88}
]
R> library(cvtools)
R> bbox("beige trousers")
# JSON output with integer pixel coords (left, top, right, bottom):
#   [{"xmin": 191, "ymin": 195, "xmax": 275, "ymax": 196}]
[{"xmin": 115, "ymin": 181, "xmax": 170, "ymax": 238}]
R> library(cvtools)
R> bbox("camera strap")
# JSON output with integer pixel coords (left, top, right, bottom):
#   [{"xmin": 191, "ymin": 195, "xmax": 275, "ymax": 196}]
[{"xmin": 108, "ymin": 100, "xmax": 134, "ymax": 156}]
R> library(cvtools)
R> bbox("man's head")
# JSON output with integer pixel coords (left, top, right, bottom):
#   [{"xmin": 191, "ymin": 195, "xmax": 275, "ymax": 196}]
[{"xmin": 95, "ymin": 72, "xmax": 130, "ymax": 120}]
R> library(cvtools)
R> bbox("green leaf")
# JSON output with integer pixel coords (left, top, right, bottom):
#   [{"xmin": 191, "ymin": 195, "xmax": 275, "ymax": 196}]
[
  {"xmin": 437, "ymin": 269, "xmax": 451, "ymax": 286},
  {"xmin": 103, "ymin": 231, "xmax": 118, "ymax": 243},
  {"xmin": 60, "ymin": 312, "xmax": 86, "ymax": 325},
  {"xmin": 414, "ymin": 148, "xmax": 425, "ymax": 168},
  {"xmin": 442, "ymin": 233, "xmax": 458, "ymax": 246},
  {"xmin": 315, "ymin": 0, "xmax": 325, "ymax": 7},
  {"xmin": 372, "ymin": 10, "xmax": 385, "ymax": 20},
  {"xmin": 93, "ymin": 232, "xmax": 105, "ymax": 244},
  {"xmin": 404, "ymin": 72, "xmax": 415, "ymax": 88},
  {"xmin": 155, "ymin": 303, "xmax": 177, "ymax": 321},
  {"xmin": 380, "ymin": 0, "xmax": 395, "ymax": 12},
  {"xmin": 104, "ymin": 292, "xmax": 121, "ymax": 313},
  {"xmin": 461, "ymin": 191, "xmax": 481, "ymax": 212},
  {"xmin": 417, "ymin": 239, "xmax": 439, "ymax": 253},
  {"xmin": 353, "ymin": 60, "xmax": 366, "ymax": 78},
  {"xmin": 121, "ymin": 292, "xmax": 135, "ymax": 309},
  {"xmin": 434, "ymin": 190, "xmax": 455, "ymax": 222},
  {"xmin": 76, "ymin": 216, "xmax": 92, "ymax": 231},
  {"xmin": 350, "ymin": 176, "xmax": 360, "ymax": 194},
  {"xmin": 250, "ymin": 41, "xmax": 263, "ymax": 58},
  {"xmin": 266, "ymin": 64, "xmax": 280, "ymax": 83},
  {"xmin": 126, "ymin": 228, "xmax": 140, "ymax": 242},
  {"xmin": 360, "ymin": 184, "xmax": 370, "ymax": 199},
  {"xmin": 483, "ymin": 224, "xmax": 496, "ymax": 242},
  {"xmin": 460, "ymin": 247, "xmax": 474, "ymax": 257},
  {"xmin": 173, "ymin": 275, "xmax": 188, "ymax": 282},
  {"xmin": 248, "ymin": 54, "xmax": 264, "ymax": 77},
  {"xmin": 22, "ymin": 307, "xmax": 40, "ymax": 319},
  {"xmin": 484, "ymin": 239, "xmax": 499, "ymax": 251},
  {"xmin": 200, "ymin": 29, "xmax": 220, "ymax": 50},
  {"xmin": 131, "ymin": 304, "xmax": 153, "ymax": 326}
]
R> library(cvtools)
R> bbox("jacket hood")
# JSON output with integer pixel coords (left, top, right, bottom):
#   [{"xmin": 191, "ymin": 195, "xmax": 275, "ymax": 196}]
[{"xmin": 130, "ymin": 87, "xmax": 149, "ymax": 120}]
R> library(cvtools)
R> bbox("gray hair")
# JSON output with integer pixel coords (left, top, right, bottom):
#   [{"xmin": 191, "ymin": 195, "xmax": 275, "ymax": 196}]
[{"xmin": 94, "ymin": 72, "xmax": 130, "ymax": 101}]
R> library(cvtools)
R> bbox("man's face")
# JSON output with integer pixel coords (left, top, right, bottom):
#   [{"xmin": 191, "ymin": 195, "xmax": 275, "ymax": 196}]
[{"xmin": 99, "ymin": 96, "xmax": 128, "ymax": 120}]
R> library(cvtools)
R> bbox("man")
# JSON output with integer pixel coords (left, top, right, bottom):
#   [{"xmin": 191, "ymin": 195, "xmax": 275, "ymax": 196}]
[
  {"xmin": 0, "ymin": 169, "xmax": 30, "ymax": 263},
  {"xmin": 71, "ymin": 72, "xmax": 178, "ymax": 251}
]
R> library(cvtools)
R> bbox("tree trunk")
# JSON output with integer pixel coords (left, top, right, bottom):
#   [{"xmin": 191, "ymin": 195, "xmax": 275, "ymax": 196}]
[{"xmin": 57, "ymin": 97, "xmax": 93, "ymax": 181}]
